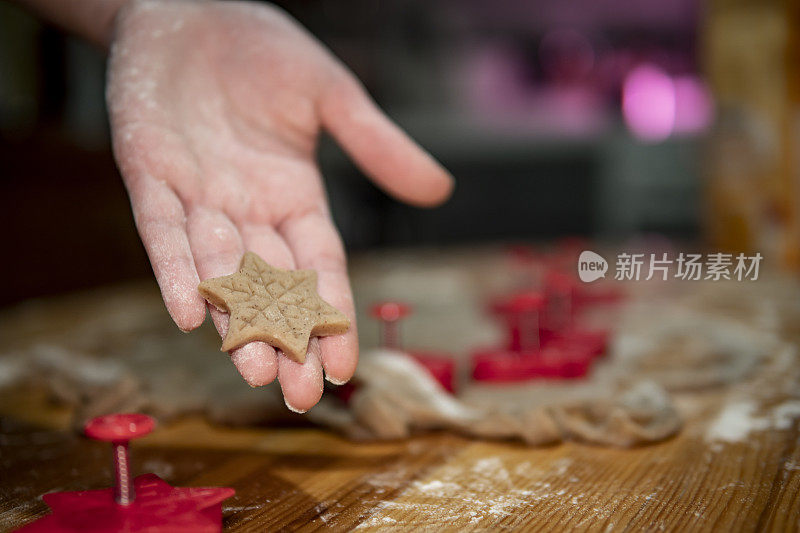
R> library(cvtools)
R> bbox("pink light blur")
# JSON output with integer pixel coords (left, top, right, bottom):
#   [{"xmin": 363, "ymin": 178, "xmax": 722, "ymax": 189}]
[
  {"xmin": 673, "ymin": 75, "xmax": 713, "ymax": 134},
  {"xmin": 622, "ymin": 64, "xmax": 675, "ymax": 142}
]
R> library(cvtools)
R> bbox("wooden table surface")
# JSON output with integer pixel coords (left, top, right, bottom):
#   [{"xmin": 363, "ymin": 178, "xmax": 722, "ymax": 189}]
[
  {"xmin": 1, "ymin": 252, "xmax": 799, "ymax": 531},
  {"xmin": 1, "ymin": 383, "xmax": 799, "ymax": 532}
]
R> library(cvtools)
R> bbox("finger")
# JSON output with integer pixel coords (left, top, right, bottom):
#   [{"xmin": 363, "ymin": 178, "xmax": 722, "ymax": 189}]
[
  {"xmin": 279, "ymin": 211, "xmax": 358, "ymax": 385},
  {"xmin": 241, "ymin": 222, "xmax": 331, "ymax": 409},
  {"xmin": 234, "ymin": 222, "xmax": 303, "ymax": 390},
  {"xmin": 187, "ymin": 206, "xmax": 278, "ymax": 387},
  {"xmin": 127, "ymin": 177, "xmax": 206, "ymax": 331},
  {"xmin": 239, "ymin": 222, "xmax": 296, "ymax": 270},
  {"xmin": 278, "ymin": 338, "xmax": 324, "ymax": 413},
  {"xmin": 229, "ymin": 342, "xmax": 278, "ymax": 388},
  {"xmin": 319, "ymin": 78, "xmax": 454, "ymax": 207}
]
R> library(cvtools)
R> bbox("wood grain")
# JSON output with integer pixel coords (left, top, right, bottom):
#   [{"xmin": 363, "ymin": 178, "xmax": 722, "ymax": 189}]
[{"xmin": 2, "ymin": 391, "xmax": 799, "ymax": 532}]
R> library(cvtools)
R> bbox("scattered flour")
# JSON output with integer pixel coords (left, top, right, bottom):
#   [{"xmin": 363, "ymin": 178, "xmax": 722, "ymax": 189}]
[
  {"xmin": 772, "ymin": 401, "xmax": 800, "ymax": 430},
  {"xmin": 223, "ymin": 505, "xmax": 264, "ymax": 513},
  {"xmin": 354, "ymin": 456, "xmax": 578, "ymax": 529},
  {"xmin": 705, "ymin": 400, "xmax": 800, "ymax": 444},
  {"xmin": 784, "ymin": 460, "xmax": 800, "ymax": 472},
  {"xmin": 705, "ymin": 402, "xmax": 770, "ymax": 443},
  {"xmin": 411, "ymin": 479, "xmax": 462, "ymax": 496}
]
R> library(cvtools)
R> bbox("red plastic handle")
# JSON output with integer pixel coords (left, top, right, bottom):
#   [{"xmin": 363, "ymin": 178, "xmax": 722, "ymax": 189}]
[{"xmin": 85, "ymin": 413, "xmax": 156, "ymax": 442}]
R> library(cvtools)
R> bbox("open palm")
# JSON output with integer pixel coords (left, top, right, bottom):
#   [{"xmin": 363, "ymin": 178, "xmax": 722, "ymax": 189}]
[{"xmin": 107, "ymin": 0, "xmax": 452, "ymax": 412}]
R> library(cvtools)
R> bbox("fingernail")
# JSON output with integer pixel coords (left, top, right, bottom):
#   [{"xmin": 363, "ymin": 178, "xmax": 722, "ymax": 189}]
[
  {"xmin": 284, "ymin": 397, "xmax": 308, "ymax": 414},
  {"xmin": 243, "ymin": 372, "xmax": 271, "ymax": 388},
  {"xmin": 325, "ymin": 374, "xmax": 349, "ymax": 386}
]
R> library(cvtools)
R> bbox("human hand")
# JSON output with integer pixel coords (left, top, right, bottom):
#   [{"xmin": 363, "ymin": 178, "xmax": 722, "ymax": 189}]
[{"xmin": 107, "ymin": 0, "xmax": 453, "ymax": 412}]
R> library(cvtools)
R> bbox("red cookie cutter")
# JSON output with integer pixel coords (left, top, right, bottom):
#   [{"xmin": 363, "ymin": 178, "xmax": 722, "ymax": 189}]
[
  {"xmin": 472, "ymin": 288, "xmax": 596, "ymax": 382},
  {"xmin": 17, "ymin": 414, "xmax": 234, "ymax": 533},
  {"xmin": 371, "ymin": 301, "xmax": 457, "ymax": 393}
]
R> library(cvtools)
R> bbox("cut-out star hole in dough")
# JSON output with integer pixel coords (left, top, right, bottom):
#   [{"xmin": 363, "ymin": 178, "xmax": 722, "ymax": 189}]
[{"xmin": 198, "ymin": 252, "xmax": 350, "ymax": 363}]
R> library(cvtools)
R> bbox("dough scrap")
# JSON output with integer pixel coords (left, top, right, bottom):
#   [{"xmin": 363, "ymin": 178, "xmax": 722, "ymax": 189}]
[{"xmin": 320, "ymin": 350, "xmax": 681, "ymax": 447}]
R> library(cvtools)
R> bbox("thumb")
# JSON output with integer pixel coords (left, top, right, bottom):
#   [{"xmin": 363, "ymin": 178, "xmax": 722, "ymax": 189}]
[{"xmin": 319, "ymin": 78, "xmax": 454, "ymax": 207}]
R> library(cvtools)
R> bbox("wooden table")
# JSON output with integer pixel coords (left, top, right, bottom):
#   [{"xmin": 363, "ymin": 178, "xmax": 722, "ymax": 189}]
[
  {"xmin": 2, "ymin": 384, "xmax": 798, "ymax": 531},
  {"xmin": 1, "ymin": 251, "xmax": 799, "ymax": 531}
]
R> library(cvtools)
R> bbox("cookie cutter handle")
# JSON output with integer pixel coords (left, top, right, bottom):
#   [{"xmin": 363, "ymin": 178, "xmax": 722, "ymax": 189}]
[
  {"xmin": 370, "ymin": 301, "xmax": 412, "ymax": 350},
  {"xmin": 84, "ymin": 413, "xmax": 156, "ymax": 505}
]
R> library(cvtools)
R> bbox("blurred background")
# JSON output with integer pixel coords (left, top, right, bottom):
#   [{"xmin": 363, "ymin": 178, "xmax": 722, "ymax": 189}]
[{"xmin": 0, "ymin": 0, "xmax": 797, "ymax": 306}]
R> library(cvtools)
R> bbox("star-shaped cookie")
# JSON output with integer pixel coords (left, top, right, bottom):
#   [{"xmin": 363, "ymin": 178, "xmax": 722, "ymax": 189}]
[{"xmin": 198, "ymin": 252, "xmax": 350, "ymax": 363}]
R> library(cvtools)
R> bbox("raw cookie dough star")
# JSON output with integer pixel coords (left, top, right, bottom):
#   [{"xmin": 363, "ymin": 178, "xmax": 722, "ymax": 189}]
[{"xmin": 198, "ymin": 252, "xmax": 350, "ymax": 363}]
